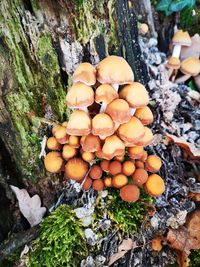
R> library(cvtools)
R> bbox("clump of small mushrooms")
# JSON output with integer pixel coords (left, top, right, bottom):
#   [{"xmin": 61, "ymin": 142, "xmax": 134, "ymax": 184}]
[
  {"xmin": 44, "ymin": 56, "xmax": 165, "ymax": 202},
  {"xmin": 166, "ymin": 30, "xmax": 200, "ymax": 84}
]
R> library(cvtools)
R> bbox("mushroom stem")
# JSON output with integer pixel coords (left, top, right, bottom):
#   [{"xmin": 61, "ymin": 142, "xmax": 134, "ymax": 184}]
[
  {"xmin": 172, "ymin": 45, "xmax": 181, "ymax": 58},
  {"xmin": 171, "ymin": 69, "xmax": 178, "ymax": 82},
  {"xmin": 130, "ymin": 108, "xmax": 136, "ymax": 116},
  {"xmin": 112, "ymin": 83, "xmax": 119, "ymax": 92},
  {"xmin": 99, "ymin": 102, "xmax": 107, "ymax": 113},
  {"xmin": 78, "ymin": 106, "xmax": 89, "ymax": 113},
  {"xmin": 168, "ymin": 68, "xmax": 174, "ymax": 80},
  {"xmin": 175, "ymin": 74, "xmax": 191, "ymax": 83}
]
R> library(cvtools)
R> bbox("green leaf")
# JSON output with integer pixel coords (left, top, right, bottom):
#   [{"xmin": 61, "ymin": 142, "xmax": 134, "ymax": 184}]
[
  {"xmin": 169, "ymin": 0, "xmax": 195, "ymax": 12},
  {"xmin": 156, "ymin": 0, "xmax": 173, "ymax": 15}
]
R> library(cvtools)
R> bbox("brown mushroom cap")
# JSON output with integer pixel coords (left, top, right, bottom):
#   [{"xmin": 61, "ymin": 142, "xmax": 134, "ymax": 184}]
[
  {"xmin": 166, "ymin": 57, "xmax": 181, "ymax": 69},
  {"xmin": 109, "ymin": 161, "xmax": 122, "ymax": 175},
  {"xmin": 82, "ymin": 177, "xmax": 93, "ymax": 190},
  {"xmin": 120, "ymin": 184, "xmax": 140, "ymax": 202},
  {"xmin": 65, "ymin": 158, "xmax": 88, "ymax": 181},
  {"xmin": 44, "ymin": 152, "xmax": 64, "ymax": 173},
  {"xmin": 102, "ymin": 135, "xmax": 125, "ymax": 160},
  {"xmin": 105, "ymin": 99, "xmax": 131, "ymax": 124},
  {"xmin": 128, "ymin": 146, "xmax": 144, "ymax": 159},
  {"xmin": 100, "ymin": 160, "xmax": 110, "ymax": 172},
  {"xmin": 136, "ymin": 127, "xmax": 153, "ymax": 146},
  {"xmin": 96, "ymin": 55, "xmax": 134, "ymax": 85},
  {"xmin": 112, "ymin": 174, "xmax": 128, "ymax": 188},
  {"xmin": 95, "ymin": 84, "xmax": 118, "ymax": 104},
  {"xmin": 146, "ymin": 155, "xmax": 162, "ymax": 172},
  {"xmin": 46, "ymin": 137, "xmax": 62, "ymax": 150},
  {"xmin": 172, "ymin": 30, "xmax": 191, "ymax": 46},
  {"xmin": 145, "ymin": 174, "xmax": 165, "ymax": 196},
  {"xmin": 81, "ymin": 134, "xmax": 101, "ymax": 152},
  {"xmin": 119, "ymin": 82, "xmax": 149, "ymax": 108},
  {"xmin": 92, "ymin": 179, "xmax": 104, "ymax": 191},
  {"xmin": 89, "ymin": 165, "xmax": 103, "ymax": 180},
  {"xmin": 122, "ymin": 161, "xmax": 135, "ymax": 176},
  {"xmin": 66, "ymin": 110, "xmax": 91, "ymax": 136},
  {"xmin": 118, "ymin": 117, "xmax": 145, "ymax": 144},
  {"xmin": 132, "ymin": 168, "xmax": 148, "ymax": 186},
  {"xmin": 62, "ymin": 144, "xmax": 77, "ymax": 160},
  {"xmin": 73, "ymin": 62, "xmax": 96, "ymax": 86},
  {"xmin": 180, "ymin": 57, "xmax": 200, "ymax": 76},
  {"xmin": 92, "ymin": 113, "xmax": 114, "ymax": 139},
  {"xmin": 134, "ymin": 106, "xmax": 153, "ymax": 125},
  {"xmin": 66, "ymin": 82, "xmax": 94, "ymax": 108}
]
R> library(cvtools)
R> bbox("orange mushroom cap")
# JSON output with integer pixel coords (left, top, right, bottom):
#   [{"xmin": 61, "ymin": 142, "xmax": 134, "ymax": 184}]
[
  {"xmin": 134, "ymin": 106, "xmax": 153, "ymax": 125},
  {"xmin": 122, "ymin": 161, "xmax": 136, "ymax": 176},
  {"xmin": 81, "ymin": 134, "xmax": 101, "ymax": 152},
  {"xmin": 92, "ymin": 113, "xmax": 115, "ymax": 139},
  {"xmin": 135, "ymin": 160, "xmax": 145, "ymax": 169},
  {"xmin": 73, "ymin": 62, "xmax": 96, "ymax": 86},
  {"xmin": 52, "ymin": 125, "xmax": 63, "ymax": 136},
  {"xmin": 132, "ymin": 168, "xmax": 148, "ymax": 186},
  {"xmin": 120, "ymin": 184, "xmax": 140, "ymax": 202},
  {"xmin": 95, "ymin": 84, "xmax": 118, "ymax": 104},
  {"xmin": 46, "ymin": 137, "xmax": 62, "ymax": 150},
  {"xmin": 102, "ymin": 135, "xmax": 125, "ymax": 160},
  {"xmin": 65, "ymin": 158, "xmax": 88, "ymax": 181},
  {"xmin": 62, "ymin": 144, "xmax": 77, "ymax": 160},
  {"xmin": 66, "ymin": 110, "xmax": 91, "ymax": 136},
  {"xmin": 100, "ymin": 160, "xmax": 110, "ymax": 172},
  {"xmin": 68, "ymin": 135, "xmax": 80, "ymax": 148},
  {"xmin": 145, "ymin": 155, "xmax": 162, "ymax": 172},
  {"xmin": 109, "ymin": 161, "xmax": 122, "ymax": 175},
  {"xmin": 54, "ymin": 126, "xmax": 69, "ymax": 144},
  {"xmin": 136, "ymin": 127, "xmax": 153, "ymax": 146},
  {"xmin": 82, "ymin": 151, "xmax": 95, "ymax": 163},
  {"xmin": 140, "ymin": 151, "xmax": 148, "ymax": 162},
  {"xmin": 105, "ymin": 99, "xmax": 131, "ymax": 124},
  {"xmin": 145, "ymin": 174, "xmax": 165, "ymax": 196},
  {"xmin": 44, "ymin": 152, "xmax": 64, "ymax": 173},
  {"xmin": 104, "ymin": 176, "xmax": 112, "ymax": 187},
  {"xmin": 89, "ymin": 165, "xmax": 103, "ymax": 180},
  {"xmin": 112, "ymin": 174, "xmax": 128, "ymax": 188},
  {"xmin": 82, "ymin": 177, "xmax": 93, "ymax": 190},
  {"xmin": 92, "ymin": 179, "xmax": 104, "ymax": 191},
  {"xmin": 128, "ymin": 146, "xmax": 144, "ymax": 159}
]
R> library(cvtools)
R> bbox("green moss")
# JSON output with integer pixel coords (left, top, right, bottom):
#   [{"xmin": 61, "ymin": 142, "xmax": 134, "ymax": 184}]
[
  {"xmin": 28, "ymin": 205, "xmax": 88, "ymax": 267},
  {"xmin": 0, "ymin": 249, "xmax": 21, "ymax": 267},
  {"xmin": 189, "ymin": 249, "xmax": 200, "ymax": 267}
]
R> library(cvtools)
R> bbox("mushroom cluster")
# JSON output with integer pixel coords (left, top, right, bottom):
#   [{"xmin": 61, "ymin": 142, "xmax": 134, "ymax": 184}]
[
  {"xmin": 44, "ymin": 55, "xmax": 165, "ymax": 202},
  {"xmin": 167, "ymin": 30, "xmax": 200, "ymax": 84}
]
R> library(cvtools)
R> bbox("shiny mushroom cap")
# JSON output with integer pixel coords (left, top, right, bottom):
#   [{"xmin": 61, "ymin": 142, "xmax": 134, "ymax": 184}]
[
  {"xmin": 172, "ymin": 30, "xmax": 191, "ymax": 46},
  {"xmin": 95, "ymin": 84, "xmax": 118, "ymax": 104},
  {"xmin": 66, "ymin": 82, "xmax": 94, "ymax": 108},
  {"xmin": 139, "ymin": 23, "xmax": 149, "ymax": 35},
  {"xmin": 92, "ymin": 113, "xmax": 114, "ymax": 139},
  {"xmin": 112, "ymin": 174, "xmax": 128, "ymax": 188},
  {"xmin": 145, "ymin": 174, "xmax": 165, "ymax": 196},
  {"xmin": 132, "ymin": 168, "xmax": 148, "ymax": 186},
  {"xmin": 180, "ymin": 57, "xmax": 200, "ymax": 76},
  {"xmin": 146, "ymin": 155, "xmax": 162, "ymax": 172},
  {"xmin": 128, "ymin": 146, "xmax": 144, "ymax": 159},
  {"xmin": 118, "ymin": 116, "xmax": 145, "ymax": 144},
  {"xmin": 105, "ymin": 99, "xmax": 131, "ymax": 124},
  {"xmin": 102, "ymin": 135, "xmax": 125, "ymax": 160},
  {"xmin": 73, "ymin": 62, "xmax": 96, "ymax": 86},
  {"xmin": 120, "ymin": 184, "xmax": 140, "ymax": 202},
  {"xmin": 65, "ymin": 158, "xmax": 88, "ymax": 181},
  {"xmin": 96, "ymin": 55, "xmax": 134, "ymax": 85},
  {"xmin": 119, "ymin": 82, "xmax": 149, "ymax": 108},
  {"xmin": 134, "ymin": 106, "xmax": 153, "ymax": 125},
  {"xmin": 166, "ymin": 56, "xmax": 181, "ymax": 69},
  {"xmin": 66, "ymin": 110, "xmax": 91, "ymax": 136},
  {"xmin": 44, "ymin": 152, "xmax": 63, "ymax": 173},
  {"xmin": 62, "ymin": 144, "xmax": 77, "ymax": 160},
  {"xmin": 81, "ymin": 134, "xmax": 101, "ymax": 152},
  {"xmin": 136, "ymin": 127, "xmax": 153, "ymax": 146}
]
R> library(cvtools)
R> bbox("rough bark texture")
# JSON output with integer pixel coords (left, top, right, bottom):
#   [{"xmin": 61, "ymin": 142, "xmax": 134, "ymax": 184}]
[{"xmin": 0, "ymin": 0, "xmax": 149, "ymax": 240}]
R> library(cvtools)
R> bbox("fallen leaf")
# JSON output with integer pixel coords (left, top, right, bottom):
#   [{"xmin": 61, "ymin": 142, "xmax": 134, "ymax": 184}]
[
  {"xmin": 108, "ymin": 238, "xmax": 137, "ymax": 266},
  {"xmin": 180, "ymin": 34, "xmax": 200, "ymax": 61},
  {"xmin": 11, "ymin": 185, "xmax": 46, "ymax": 227},
  {"xmin": 151, "ymin": 236, "xmax": 163, "ymax": 251},
  {"xmin": 166, "ymin": 134, "xmax": 200, "ymax": 161}
]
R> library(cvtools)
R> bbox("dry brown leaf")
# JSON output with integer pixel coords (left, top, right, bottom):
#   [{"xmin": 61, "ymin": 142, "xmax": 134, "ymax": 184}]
[
  {"xmin": 11, "ymin": 185, "xmax": 46, "ymax": 227},
  {"xmin": 188, "ymin": 192, "xmax": 200, "ymax": 202},
  {"xmin": 180, "ymin": 34, "xmax": 200, "ymax": 61},
  {"xmin": 151, "ymin": 236, "xmax": 163, "ymax": 251},
  {"xmin": 108, "ymin": 238, "xmax": 137, "ymax": 266},
  {"xmin": 166, "ymin": 134, "xmax": 200, "ymax": 161}
]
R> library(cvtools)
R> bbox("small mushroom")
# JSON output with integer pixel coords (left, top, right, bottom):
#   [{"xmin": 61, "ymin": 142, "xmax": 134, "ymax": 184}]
[
  {"xmin": 119, "ymin": 82, "xmax": 149, "ymax": 115},
  {"xmin": 101, "ymin": 135, "xmax": 125, "ymax": 160},
  {"xmin": 175, "ymin": 57, "xmax": 200, "ymax": 83},
  {"xmin": 95, "ymin": 84, "xmax": 118, "ymax": 112},
  {"xmin": 66, "ymin": 110, "xmax": 91, "ymax": 136},
  {"xmin": 145, "ymin": 155, "xmax": 162, "ymax": 172},
  {"xmin": 92, "ymin": 179, "xmax": 104, "ymax": 191},
  {"xmin": 82, "ymin": 177, "xmax": 93, "ymax": 190},
  {"xmin": 81, "ymin": 134, "xmax": 101, "ymax": 152},
  {"xmin": 139, "ymin": 23, "xmax": 149, "ymax": 35},
  {"xmin": 135, "ymin": 127, "xmax": 153, "ymax": 147},
  {"xmin": 109, "ymin": 160, "xmax": 122, "ymax": 175},
  {"xmin": 96, "ymin": 55, "xmax": 134, "ymax": 92},
  {"xmin": 132, "ymin": 168, "xmax": 148, "ymax": 186},
  {"xmin": 112, "ymin": 174, "xmax": 128, "ymax": 188},
  {"xmin": 134, "ymin": 106, "xmax": 153, "ymax": 125},
  {"xmin": 68, "ymin": 135, "xmax": 80, "ymax": 148},
  {"xmin": 66, "ymin": 82, "xmax": 94, "ymax": 112},
  {"xmin": 140, "ymin": 151, "xmax": 148, "ymax": 162},
  {"xmin": 180, "ymin": 34, "xmax": 200, "ymax": 61},
  {"xmin": 172, "ymin": 30, "xmax": 191, "ymax": 59},
  {"xmin": 104, "ymin": 176, "xmax": 112, "ymax": 187},
  {"xmin": 128, "ymin": 146, "xmax": 144, "ymax": 159},
  {"xmin": 54, "ymin": 126, "xmax": 69, "ymax": 144},
  {"xmin": 144, "ymin": 174, "xmax": 165, "ymax": 196},
  {"xmin": 117, "ymin": 117, "xmax": 145, "ymax": 145},
  {"xmin": 89, "ymin": 165, "xmax": 103, "ymax": 180},
  {"xmin": 62, "ymin": 144, "xmax": 77, "ymax": 160},
  {"xmin": 46, "ymin": 137, "xmax": 62, "ymax": 150},
  {"xmin": 52, "ymin": 124, "xmax": 63, "ymax": 136},
  {"xmin": 82, "ymin": 151, "xmax": 95, "ymax": 163},
  {"xmin": 73, "ymin": 62, "xmax": 96, "ymax": 86},
  {"xmin": 105, "ymin": 99, "xmax": 131, "ymax": 128},
  {"xmin": 135, "ymin": 160, "xmax": 145, "ymax": 169},
  {"xmin": 92, "ymin": 113, "xmax": 115, "ymax": 139},
  {"xmin": 166, "ymin": 56, "xmax": 181, "ymax": 80},
  {"xmin": 65, "ymin": 158, "xmax": 88, "ymax": 181},
  {"xmin": 44, "ymin": 152, "xmax": 64, "ymax": 173},
  {"xmin": 120, "ymin": 184, "xmax": 140, "ymax": 202},
  {"xmin": 122, "ymin": 161, "xmax": 135, "ymax": 176},
  {"xmin": 100, "ymin": 160, "xmax": 110, "ymax": 172}
]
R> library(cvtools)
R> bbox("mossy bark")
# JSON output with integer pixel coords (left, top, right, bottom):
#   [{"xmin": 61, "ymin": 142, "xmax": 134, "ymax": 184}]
[{"xmin": 0, "ymin": 0, "xmax": 149, "ymax": 183}]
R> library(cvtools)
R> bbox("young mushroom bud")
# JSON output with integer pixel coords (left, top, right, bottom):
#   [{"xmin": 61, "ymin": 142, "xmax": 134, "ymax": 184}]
[
  {"xmin": 139, "ymin": 23, "xmax": 149, "ymax": 35},
  {"xmin": 82, "ymin": 151, "xmax": 95, "ymax": 163},
  {"xmin": 100, "ymin": 160, "xmax": 110, "ymax": 172},
  {"xmin": 132, "ymin": 168, "xmax": 148, "ymax": 186},
  {"xmin": 92, "ymin": 113, "xmax": 115, "ymax": 140},
  {"xmin": 128, "ymin": 146, "xmax": 144, "ymax": 159},
  {"xmin": 44, "ymin": 152, "xmax": 64, "ymax": 173},
  {"xmin": 68, "ymin": 135, "xmax": 80, "ymax": 148},
  {"xmin": 135, "ymin": 127, "xmax": 154, "ymax": 147},
  {"xmin": 109, "ymin": 161, "xmax": 122, "ymax": 175},
  {"xmin": 102, "ymin": 135, "xmax": 125, "ymax": 160},
  {"xmin": 134, "ymin": 106, "xmax": 153, "ymax": 125},
  {"xmin": 82, "ymin": 177, "xmax": 93, "ymax": 190},
  {"xmin": 92, "ymin": 179, "xmax": 104, "ymax": 191},
  {"xmin": 96, "ymin": 55, "xmax": 134, "ymax": 92},
  {"xmin": 81, "ymin": 134, "xmax": 101, "ymax": 152},
  {"xmin": 66, "ymin": 82, "xmax": 94, "ymax": 112},
  {"xmin": 145, "ymin": 155, "xmax": 162, "ymax": 172},
  {"xmin": 73, "ymin": 62, "xmax": 96, "ymax": 86},
  {"xmin": 95, "ymin": 84, "xmax": 118, "ymax": 113},
  {"xmin": 172, "ymin": 30, "xmax": 191, "ymax": 59},
  {"xmin": 65, "ymin": 158, "xmax": 88, "ymax": 181},
  {"xmin": 104, "ymin": 176, "xmax": 112, "ymax": 187},
  {"xmin": 112, "ymin": 174, "xmax": 128, "ymax": 188},
  {"xmin": 54, "ymin": 126, "xmax": 69, "ymax": 144},
  {"xmin": 46, "ymin": 137, "xmax": 62, "ymax": 150},
  {"xmin": 89, "ymin": 165, "xmax": 103, "ymax": 180},
  {"xmin": 120, "ymin": 184, "xmax": 140, "ymax": 203},
  {"xmin": 62, "ymin": 144, "xmax": 77, "ymax": 160},
  {"xmin": 122, "ymin": 161, "xmax": 135, "ymax": 176},
  {"xmin": 66, "ymin": 110, "xmax": 91, "ymax": 136},
  {"xmin": 145, "ymin": 174, "xmax": 165, "ymax": 196}
]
